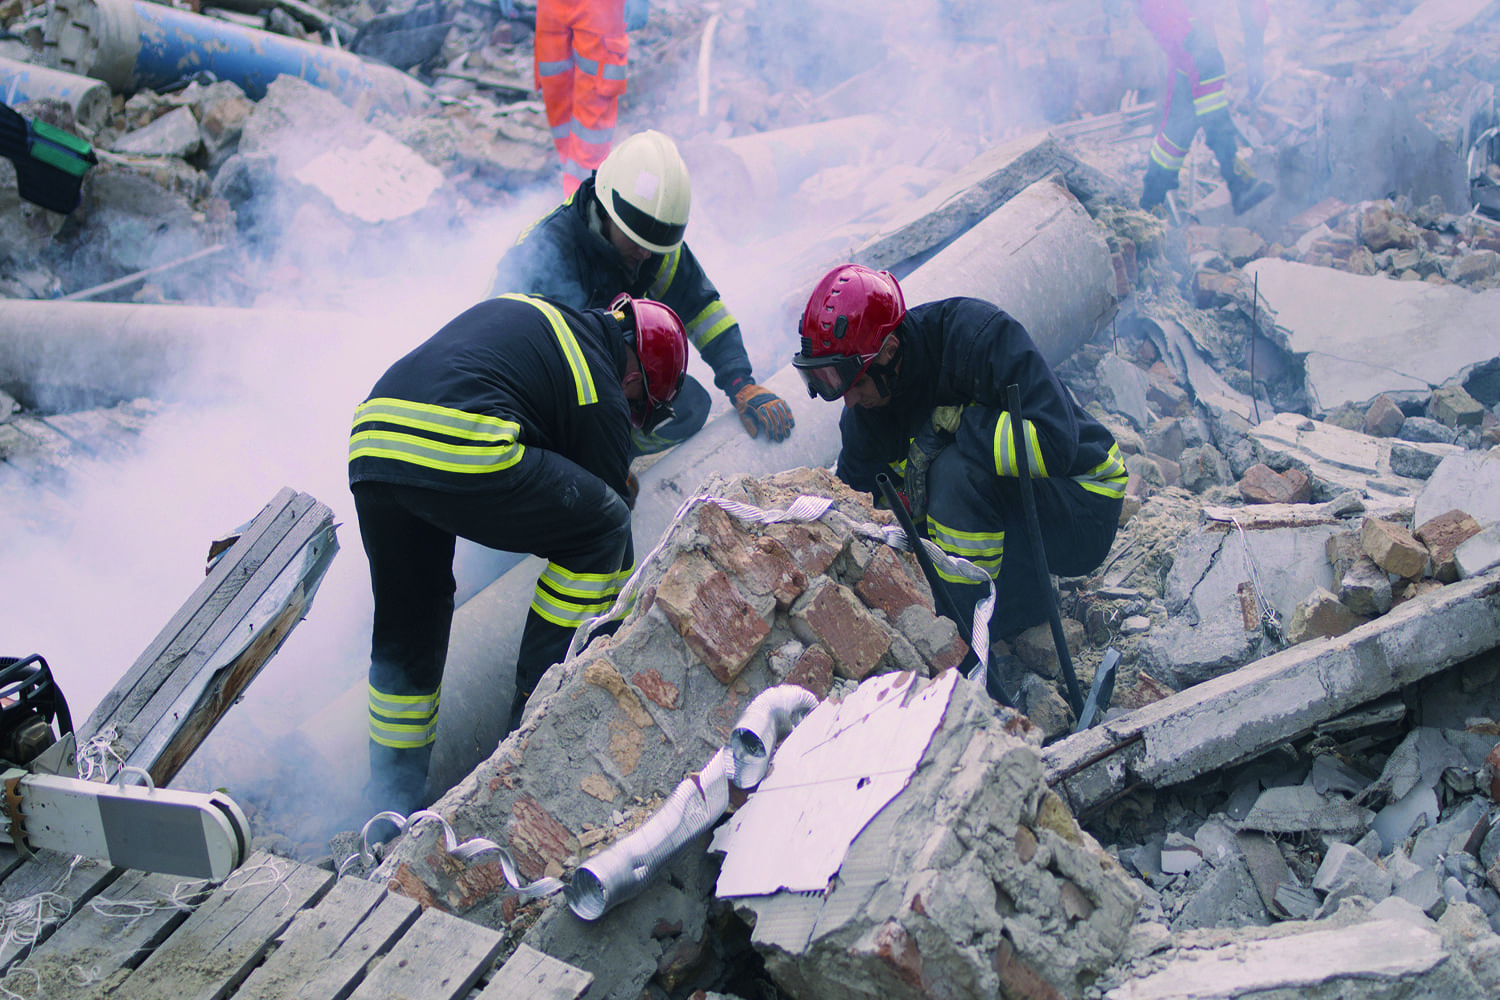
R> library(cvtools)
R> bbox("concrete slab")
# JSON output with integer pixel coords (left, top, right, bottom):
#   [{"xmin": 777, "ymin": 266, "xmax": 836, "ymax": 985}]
[
  {"xmin": 1245, "ymin": 259, "xmax": 1500, "ymax": 413},
  {"xmin": 1250, "ymin": 412, "xmax": 1463, "ymax": 500},
  {"xmin": 1414, "ymin": 450, "xmax": 1500, "ymax": 530},
  {"xmin": 1105, "ymin": 918, "xmax": 1449, "ymax": 1000},
  {"xmin": 1045, "ymin": 569, "xmax": 1500, "ymax": 816}
]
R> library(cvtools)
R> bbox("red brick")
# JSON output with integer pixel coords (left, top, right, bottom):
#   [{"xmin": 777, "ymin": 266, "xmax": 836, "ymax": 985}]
[
  {"xmin": 1415, "ymin": 508, "xmax": 1481, "ymax": 583},
  {"xmin": 654, "ymin": 550, "xmax": 771, "ymax": 684},
  {"xmin": 698, "ymin": 503, "xmax": 809, "ymax": 609},
  {"xmin": 855, "ymin": 545, "xmax": 930, "ymax": 620},
  {"xmin": 994, "ymin": 937, "xmax": 1066, "ymax": 1000},
  {"xmin": 631, "ymin": 667, "xmax": 680, "ymax": 709},
  {"xmin": 796, "ymin": 579, "xmax": 891, "ymax": 680},
  {"xmin": 763, "ymin": 520, "xmax": 843, "ymax": 577},
  {"xmin": 870, "ymin": 919, "xmax": 923, "ymax": 991},
  {"xmin": 387, "ymin": 862, "xmax": 444, "ymax": 910},
  {"xmin": 508, "ymin": 794, "xmax": 577, "ymax": 882},
  {"xmin": 785, "ymin": 645, "xmax": 833, "ymax": 699}
]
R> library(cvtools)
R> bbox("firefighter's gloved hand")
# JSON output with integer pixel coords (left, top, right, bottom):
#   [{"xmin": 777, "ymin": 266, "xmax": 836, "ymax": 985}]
[
  {"xmin": 624, "ymin": 0, "xmax": 649, "ymax": 31},
  {"xmin": 623, "ymin": 470, "xmax": 639, "ymax": 510},
  {"xmin": 905, "ymin": 409, "xmax": 957, "ymax": 525},
  {"xmin": 733, "ymin": 383, "xmax": 795, "ymax": 442}
]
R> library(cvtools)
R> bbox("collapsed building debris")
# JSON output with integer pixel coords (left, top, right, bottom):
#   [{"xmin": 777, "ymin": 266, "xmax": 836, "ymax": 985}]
[{"xmin": 8, "ymin": 0, "xmax": 1500, "ymax": 997}]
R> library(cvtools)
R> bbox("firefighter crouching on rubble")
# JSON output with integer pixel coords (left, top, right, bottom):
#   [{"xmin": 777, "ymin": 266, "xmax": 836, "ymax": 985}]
[
  {"xmin": 348, "ymin": 293, "xmax": 688, "ymax": 817},
  {"xmin": 487, "ymin": 129, "xmax": 795, "ymax": 458},
  {"xmin": 1128, "ymin": 0, "xmax": 1275, "ymax": 216},
  {"xmin": 791, "ymin": 264, "xmax": 1129, "ymax": 643}
]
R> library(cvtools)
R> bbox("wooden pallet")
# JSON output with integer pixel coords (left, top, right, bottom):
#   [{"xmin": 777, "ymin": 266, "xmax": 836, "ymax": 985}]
[{"xmin": 0, "ymin": 485, "xmax": 591, "ymax": 998}]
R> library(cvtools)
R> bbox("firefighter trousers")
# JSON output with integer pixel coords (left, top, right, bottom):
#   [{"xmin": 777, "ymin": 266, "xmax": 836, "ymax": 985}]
[
  {"xmin": 921, "ymin": 429, "xmax": 1122, "ymax": 643},
  {"xmin": 352, "ymin": 448, "xmax": 632, "ymax": 813},
  {"xmin": 534, "ymin": 0, "xmax": 628, "ymax": 193}
]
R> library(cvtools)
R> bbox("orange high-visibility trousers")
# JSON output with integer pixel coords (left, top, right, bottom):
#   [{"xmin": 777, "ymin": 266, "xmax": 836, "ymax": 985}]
[{"xmin": 534, "ymin": 0, "xmax": 628, "ymax": 194}]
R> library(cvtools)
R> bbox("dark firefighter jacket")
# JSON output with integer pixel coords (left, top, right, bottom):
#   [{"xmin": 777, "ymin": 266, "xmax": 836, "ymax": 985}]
[
  {"xmin": 348, "ymin": 294, "xmax": 633, "ymax": 502},
  {"xmin": 836, "ymin": 298, "xmax": 1127, "ymax": 500},
  {"xmin": 485, "ymin": 177, "xmax": 754, "ymax": 397}
]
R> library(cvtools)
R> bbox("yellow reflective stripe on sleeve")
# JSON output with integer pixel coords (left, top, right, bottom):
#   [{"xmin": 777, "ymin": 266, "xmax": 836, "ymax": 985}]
[
  {"xmin": 647, "ymin": 247, "xmax": 681, "ymax": 299},
  {"xmin": 496, "ymin": 293, "xmax": 599, "ymax": 406},
  {"xmin": 368, "ymin": 685, "xmax": 440, "ymax": 748},
  {"xmin": 993, "ymin": 413, "xmax": 1048, "ymax": 478},
  {"xmin": 1072, "ymin": 442, "xmax": 1129, "ymax": 499},
  {"xmin": 686, "ymin": 300, "xmax": 735, "ymax": 350}
]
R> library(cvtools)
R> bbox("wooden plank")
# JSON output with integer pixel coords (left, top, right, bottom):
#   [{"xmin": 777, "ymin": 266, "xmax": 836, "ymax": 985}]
[
  {"xmin": 80, "ymin": 489, "xmax": 338, "ymax": 786},
  {"xmin": 2, "ymin": 868, "xmax": 211, "ymax": 998},
  {"xmin": 475, "ymin": 943, "xmax": 595, "ymax": 1000},
  {"xmin": 0, "ymin": 850, "xmax": 120, "ymax": 974},
  {"xmin": 235, "ymin": 877, "xmax": 420, "ymax": 1000},
  {"xmin": 347, "ymin": 905, "xmax": 504, "ymax": 1000},
  {"xmin": 106, "ymin": 851, "xmax": 333, "ymax": 1000},
  {"xmin": 117, "ymin": 501, "xmax": 338, "ymax": 779},
  {"xmin": 81, "ymin": 487, "xmax": 303, "ymax": 734}
]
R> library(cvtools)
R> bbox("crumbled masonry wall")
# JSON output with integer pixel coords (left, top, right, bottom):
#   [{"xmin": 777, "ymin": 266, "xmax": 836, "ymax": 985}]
[
  {"xmin": 735, "ymin": 675, "xmax": 1141, "ymax": 1000},
  {"xmin": 375, "ymin": 466, "xmax": 983, "ymax": 999}
]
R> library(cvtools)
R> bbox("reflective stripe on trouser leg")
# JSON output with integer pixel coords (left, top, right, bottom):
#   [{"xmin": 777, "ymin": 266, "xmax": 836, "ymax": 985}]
[
  {"xmin": 924, "ymin": 421, "xmax": 1124, "ymax": 641},
  {"xmin": 1150, "ymin": 68, "xmax": 1198, "ymax": 171},
  {"xmin": 565, "ymin": 5, "xmax": 627, "ymax": 176}
]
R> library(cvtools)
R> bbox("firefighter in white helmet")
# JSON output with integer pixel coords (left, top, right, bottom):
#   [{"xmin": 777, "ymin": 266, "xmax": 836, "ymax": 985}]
[{"xmin": 488, "ymin": 129, "xmax": 795, "ymax": 456}]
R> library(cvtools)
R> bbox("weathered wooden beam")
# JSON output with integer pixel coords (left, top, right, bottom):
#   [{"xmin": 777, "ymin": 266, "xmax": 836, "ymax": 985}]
[
  {"xmin": 346, "ymin": 906, "xmax": 505, "ymax": 1000},
  {"xmin": 80, "ymin": 487, "xmax": 339, "ymax": 786},
  {"xmin": 1044, "ymin": 568, "xmax": 1500, "ymax": 817}
]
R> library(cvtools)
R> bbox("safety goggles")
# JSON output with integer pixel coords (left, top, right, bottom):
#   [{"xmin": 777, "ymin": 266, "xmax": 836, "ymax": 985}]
[{"xmin": 792, "ymin": 352, "xmax": 874, "ymax": 401}]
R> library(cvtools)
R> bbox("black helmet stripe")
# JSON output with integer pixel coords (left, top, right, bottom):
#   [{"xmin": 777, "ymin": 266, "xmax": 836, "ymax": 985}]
[{"xmin": 609, "ymin": 189, "xmax": 686, "ymax": 249}]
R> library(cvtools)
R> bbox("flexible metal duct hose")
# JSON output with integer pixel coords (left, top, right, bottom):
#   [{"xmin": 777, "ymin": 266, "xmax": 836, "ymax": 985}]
[
  {"xmin": 729, "ymin": 685, "xmax": 818, "ymax": 790},
  {"xmin": 566, "ymin": 746, "xmax": 733, "ymax": 920}
]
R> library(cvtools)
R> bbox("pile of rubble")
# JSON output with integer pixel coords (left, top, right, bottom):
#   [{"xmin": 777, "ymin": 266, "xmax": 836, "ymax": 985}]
[{"xmin": 6, "ymin": 1, "xmax": 1500, "ymax": 998}]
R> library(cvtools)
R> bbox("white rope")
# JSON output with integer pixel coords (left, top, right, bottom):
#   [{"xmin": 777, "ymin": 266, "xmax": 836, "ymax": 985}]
[
  {"xmin": 75, "ymin": 725, "xmax": 125, "ymax": 782},
  {"xmin": 341, "ymin": 810, "xmax": 564, "ymax": 902}
]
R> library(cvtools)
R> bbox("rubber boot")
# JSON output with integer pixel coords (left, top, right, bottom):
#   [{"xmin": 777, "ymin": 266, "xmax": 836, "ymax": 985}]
[
  {"xmin": 1225, "ymin": 157, "xmax": 1275, "ymax": 215},
  {"xmin": 365, "ymin": 740, "xmax": 434, "ymax": 820},
  {"xmin": 1139, "ymin": 161, "xmax": 1179, "ymax": 214}
]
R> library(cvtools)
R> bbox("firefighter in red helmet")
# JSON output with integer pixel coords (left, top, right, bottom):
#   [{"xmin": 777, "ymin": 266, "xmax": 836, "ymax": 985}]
[
  {"xmin": 349, "ymin": 293, "xmax": 687, "ymax": 817},
  {"xmin": 793, "ymin": 264, "xmax": 1128, "ymax": 645}
]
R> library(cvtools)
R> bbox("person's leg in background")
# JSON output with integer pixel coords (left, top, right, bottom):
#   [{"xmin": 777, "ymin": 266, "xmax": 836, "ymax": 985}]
[{"xmin": 564, "ymin": 0, "xmax": 629, "ymax": 191}]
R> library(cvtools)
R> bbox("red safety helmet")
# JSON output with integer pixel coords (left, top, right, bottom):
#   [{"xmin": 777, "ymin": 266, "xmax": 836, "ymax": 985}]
[
  {"xmin": 792, "ymin": 264, "xmax": 906, "ymax": 401},
  {"xmin": 613, "ymin": 293, "xmax": 687, "ymax": 433}
]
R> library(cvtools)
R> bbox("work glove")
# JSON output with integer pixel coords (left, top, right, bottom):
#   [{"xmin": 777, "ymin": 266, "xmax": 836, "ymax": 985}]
[
  {"xmin": 623, "ymin": 470, "xmax": 639, "ymax": 510},
  {"xmin": 733, "ymin": 383, "xmax": 795, "ymax": 442},
  {"xmin": 624, "ymin": 0, "xmax": 649, "ymax": 31},
  {"xmin": 904, "ymin": 406, "xmax": 960, "ymax": 525}
]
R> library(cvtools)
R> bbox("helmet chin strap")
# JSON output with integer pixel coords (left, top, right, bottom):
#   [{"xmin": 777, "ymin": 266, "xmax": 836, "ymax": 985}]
[{"xmin": 864, "ymin": 337, "xmax": 903, "ymax": 399}]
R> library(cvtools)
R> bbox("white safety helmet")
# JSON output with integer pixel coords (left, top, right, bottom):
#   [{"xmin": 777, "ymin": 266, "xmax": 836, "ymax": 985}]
[{"xmin": 594, "ymin": 130, "xmax": 691, "ymax": 255}]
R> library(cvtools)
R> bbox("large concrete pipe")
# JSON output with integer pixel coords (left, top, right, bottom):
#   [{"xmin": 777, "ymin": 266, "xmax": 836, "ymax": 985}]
[
  {"xmin": 0, "ymin": 299, "xmax": 368, "ymax": 411},
  {"xmin": 41, "ymin": 0, "xmax": 431, "ymax": 112},
  {"xmin": 0, "ymin": 55, "xmax": 113, "ymax": 133},
  {"xmin": 418, "ymin": 173, "xmax": 1120, "ymax": 798}
]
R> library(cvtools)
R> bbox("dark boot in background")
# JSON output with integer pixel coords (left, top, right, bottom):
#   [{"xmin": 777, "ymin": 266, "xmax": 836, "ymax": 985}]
[
  {"xmin": 1203, "ymin": 109, "xmax": 1275, "ymax": 215},
  {"xmin": 1140, "ymin": 160, "xmax": 1179, "ymax": 212}
]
